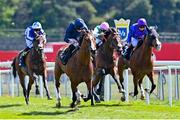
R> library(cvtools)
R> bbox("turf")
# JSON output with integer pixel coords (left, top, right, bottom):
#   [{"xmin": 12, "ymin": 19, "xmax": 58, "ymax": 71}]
[{"xmin": 0, "ymin": 96, "xmax": 180, "ymax": 119}]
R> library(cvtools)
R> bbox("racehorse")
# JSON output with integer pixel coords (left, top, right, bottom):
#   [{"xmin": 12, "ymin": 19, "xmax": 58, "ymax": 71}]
[
  {"xmin": 54, "ymin": 30, "xmax": 96, "ymax": 108},
  {"xmin": 117, "ymin": 27, "xmax": 162, "ymax": 100},
  {"xmin": 92, "ymin": 27, "xmax": 125, "ymax": 101},
  {"xmin": 12, "ymin": 33, "xmax": 52, "ymax": 105}
]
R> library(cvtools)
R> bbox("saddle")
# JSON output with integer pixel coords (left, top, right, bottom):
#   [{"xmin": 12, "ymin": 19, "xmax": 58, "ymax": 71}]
[{"xmin": 59, "ymin": 44, "xmax": 79, "ymax": 65}]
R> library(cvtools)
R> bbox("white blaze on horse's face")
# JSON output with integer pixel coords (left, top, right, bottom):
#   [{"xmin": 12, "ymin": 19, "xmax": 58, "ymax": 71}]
[
  {"xmin": 38, "ymin": 37, "xmax": 44, "ymax": 49},
  {"xmin": 155, "ymin": 38, "xmax": 161, "ymax": 51},
  {"xmin": 89, "ymin": 35, "xmax": 96, "ymax": 51}
]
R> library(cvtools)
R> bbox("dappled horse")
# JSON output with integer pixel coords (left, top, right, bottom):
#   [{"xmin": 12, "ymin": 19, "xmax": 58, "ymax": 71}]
[
  {"xmin": 54, "ymin": 30, "xmax": 96, "ymax": 108},
  {"xmin": 12, "ymin": 33, "xmax": 52, "ymax": 105},
  {"xmin": 117, "ymin": 27, "xmax": 162, "ymax": 100},
  {"xmin": 92, "ymin": 27, "xmax": 125, "ymax": 101}
]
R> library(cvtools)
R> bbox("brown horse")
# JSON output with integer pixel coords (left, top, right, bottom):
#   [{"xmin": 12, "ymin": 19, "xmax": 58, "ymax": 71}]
[
  {"xmin": 54, "ymin": 30, "xmax": 96, "ymax": 108},
  {"xmin": 118, "ymin": 27, "xmax": 162, "ymax": 100},
  {"xmin": 92, "ymin": 27, "xmax": 125, "ymax": 101},
  {"xmin": 12, "ymin": 33, "xmax": 52, "ymax": 105}
]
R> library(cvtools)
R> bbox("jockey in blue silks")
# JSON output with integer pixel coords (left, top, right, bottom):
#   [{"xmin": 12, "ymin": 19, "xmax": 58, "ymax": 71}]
[
  {"xmin": 124, "ymin": 18, "xmax": 149, "ymax": 60},
  {"xmin": 19, "ymin": 21, "xmax": 46, "ymax": 67},
  {"xmin": 60, "ymin": 18, "xmax": 89, "ymax": 65}
]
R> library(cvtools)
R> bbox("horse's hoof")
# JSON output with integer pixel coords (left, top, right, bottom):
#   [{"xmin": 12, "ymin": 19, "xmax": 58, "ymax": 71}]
[
  {"xmin": 121, "ymin": 96, "xmax": 125, "ymax": 102},
  {"xmin": 25, "ymin": 98, "xmax": 29, "ymax": 105},
  {"xmin": 56, "ymin": 102, "xmax": 61, "ymax": 108},
  {"xmin": 95, "ymin": 98, "xmax": 101, "ymax": 103},
  {"xmin": 47, "ymin": 96, "xmax": 53, "ymax": 100},
  {"xmin": 35, "ymin": 90, "xmax": 40, "ymax": 95},
  {"xmin": 129, "ymin": 92, "xmax": 134, "ymax": 97},
  {"xmin": 140, "ymin": 95, "xmax": 145, "ymax": 100},
  {"xmin": 83, "ymin": 98, "xmax": 88, "ymax": 102},
  {"xmin": 70, "ymin": 103, "xmax": 76, "ymax": 108},
  {"xmin": 145, "ymin": 89, "xmax": 150, "ymax": 94},
  {"xmin": 119, "ymin": 89, "xmax": 125, "ymax": 94},
  {"xmin": 91, "ymin": 103, "xmax": 95, "ymax": 106},
  {"xmin": 76, "ymin": 100, "xmax": 81, "ymax": 105}
]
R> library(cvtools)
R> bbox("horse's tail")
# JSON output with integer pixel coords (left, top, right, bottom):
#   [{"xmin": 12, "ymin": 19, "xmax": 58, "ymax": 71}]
[{"xmin": 11, "ymin": 58, "xmax": 17, "ymax": 78}]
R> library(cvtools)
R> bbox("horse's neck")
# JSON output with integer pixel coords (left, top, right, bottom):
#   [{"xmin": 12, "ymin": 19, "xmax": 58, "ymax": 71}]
[
  {"xmin": 102, "ymin": 42, "xmax": 114, "ymax": 57},
  {"xmin": 31, "ymin": 49, "xmax": 44, "ymax": 62},
  {"xmin": 77, "ymin": 43, "xmax": 91, "ymax": 65},
  {"xmin": 140, "ymin": 40, "xmax": 152, "ymax": 62}
]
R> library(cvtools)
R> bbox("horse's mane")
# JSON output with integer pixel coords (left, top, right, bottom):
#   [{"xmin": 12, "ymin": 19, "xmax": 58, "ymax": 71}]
[
  {"xmin": 104, "ymin": 27, "xmax": 118, "ymax": 39},
  {"xmin": 78, "ymin": 30, "xmax": 90, "ymax": 46}
]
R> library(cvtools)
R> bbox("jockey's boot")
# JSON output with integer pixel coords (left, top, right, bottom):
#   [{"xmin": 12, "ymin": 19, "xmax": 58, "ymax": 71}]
[
  {"xmin": 61, "ymin": 44, "xmax": 79, "ymax": 65},
  {"xmin": 124, "ymin": 45, "xmax": 133, "ymax": 60},
  {"xmin": 91, "ymin": 50, "xmax": 97, "ymax": 68},
  {"xmin": 19, "ymin": 47, "xmax": 30, "ymax": 67}
]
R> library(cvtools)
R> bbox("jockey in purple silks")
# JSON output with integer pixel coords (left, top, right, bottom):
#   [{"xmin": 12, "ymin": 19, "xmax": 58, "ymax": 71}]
[
  {"xmin": 19, "ymin": 21, "xmax": 46, "ymax": 67},
  {"xmin": 124, "ymin": 18, "xmax": 149, "ymax": 60}
]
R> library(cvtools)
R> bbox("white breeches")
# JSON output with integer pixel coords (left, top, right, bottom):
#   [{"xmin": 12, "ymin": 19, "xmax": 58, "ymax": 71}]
[{"xmin": 131, "ymin": 37, "xmax": 138, "ymax": 47}]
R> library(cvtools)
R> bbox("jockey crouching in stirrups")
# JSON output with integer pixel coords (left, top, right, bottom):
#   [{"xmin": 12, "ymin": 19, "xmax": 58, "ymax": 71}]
[
  {"xmin": 92, "ymin": 22, "xmax": 110, "ymax": 101},
  {"xmin": 93, "ymin": 22, "xmax": 110, "ymax": 49},
  {"xmin": 124, "ymin": 18, "xmax": 149, "ymax": 60},
  {"xmin": 19, "ymin": 21, "xmax": 46, "ymax": 67},
  {"xmin": 60, "ymin": 18, "xmax": 89, "ymax": 65}
]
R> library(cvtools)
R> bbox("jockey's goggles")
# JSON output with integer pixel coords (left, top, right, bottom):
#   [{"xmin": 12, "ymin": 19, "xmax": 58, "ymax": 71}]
[
  {"xmin": 34, "ymin": 29, "xmax": 41, "ymax": 31},
  {"xmin": 139, "ymin": 25, "xmax": 146, "ymax": 31}
]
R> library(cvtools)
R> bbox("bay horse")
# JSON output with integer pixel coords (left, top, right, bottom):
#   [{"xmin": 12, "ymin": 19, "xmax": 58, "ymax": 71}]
[
  {"xmin": 92, "ymin": 27, "xmax": 125, "ymax": 101},
  {"xmin": 117, "ymin": 27, "xmax": 162, "ymax": 100},
  {"xmin": 54, "ymin": 30, "xmax": 96, "ymax": 108},
  {"xmin": 12, "ymin": 33, "xmax": 52, "ymax": 105}
]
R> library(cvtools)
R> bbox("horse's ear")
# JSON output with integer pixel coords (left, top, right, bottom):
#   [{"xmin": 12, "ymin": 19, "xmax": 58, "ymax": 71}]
[
  {"xmin": 154, "ymin": 25, "xmax": 158, "ymax": 30},
  {"xmin": 147, "ymin": 27, "xmax": 151, "ymax": 34}
]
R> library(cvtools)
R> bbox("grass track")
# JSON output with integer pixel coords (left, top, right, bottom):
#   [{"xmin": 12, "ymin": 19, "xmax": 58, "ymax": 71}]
[{"xmin": 0, "ymin": 96, "xmax": 180, "ymax": 119}]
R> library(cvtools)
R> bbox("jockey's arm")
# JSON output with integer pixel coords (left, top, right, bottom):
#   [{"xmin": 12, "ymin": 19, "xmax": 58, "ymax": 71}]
[
  {"xmin": 126, "ymin": 26, "xmax": 133, "ymax": 46},
  {"xmin": 25, "ymin": 28, "xmax": 34, "ymax": 41},
  {"xmin": 42, "ymin": 32, "xmax": 47, "ymax": 44}
]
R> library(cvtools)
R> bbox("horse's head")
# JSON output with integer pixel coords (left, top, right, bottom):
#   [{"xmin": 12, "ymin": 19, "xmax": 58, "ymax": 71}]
[
  {"xmin": 146, "ymin": 27, "xmax": 162, "ymax": 51},
  {"xmin": 33, "ymin": 32, "xmax": 46, "ymax": 52},
  {"xmin": 80, "ymin": 30, "xmax": 96, "ymax": 51},
  {"xmin": 104, "ymin": 27, "xmax": 122, "ymax": 51}
]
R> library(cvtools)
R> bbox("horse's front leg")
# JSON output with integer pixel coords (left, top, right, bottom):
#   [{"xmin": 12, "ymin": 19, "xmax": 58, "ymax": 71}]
[
  {"xmin": 82, "ymin": 79, "xmax": 94, "ymax": 106},
  {"xmin": 111, "ymin": 68, "xmax": 125, "ymax": 93},
  {"xmin": 92, "ymin": 69, "xmax": 104, "ymax": 102},
  {"xmin": 147, "ymin": 72, "xmax": 156, "ymax": 94},
  {"xmin": 130, "ymin": 76, "xmax": 138, "ymax": 98},
  {"xmin": 27, "ymin": 69, "xmax": 39, "ymax": 95},
  {"xmin": 42, "ymin": 71, "xmax": 52, "ymax": 100},
  {"xmin": 26, "ymin": 77, "xmax": 34, "ymax": 105},
  {"xmin": 139, "ymin": 78, "xmax": 145, "ymax": 100},
  {"xmin": 34, "ymin": 74, "xmax": 40, "ymax": 95},
  {"xmin": 70, "ymin": 83, "xmax": 78, "ymax": 108},
  {"xmin": 117, "ymin": 69, "xmax": 126, "ymax": 101}
]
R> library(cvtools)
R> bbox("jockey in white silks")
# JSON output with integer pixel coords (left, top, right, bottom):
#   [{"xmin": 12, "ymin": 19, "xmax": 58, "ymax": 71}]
[
  {"xmin": 19, "ymin": 21, "xmax": 47, "ymax": 67},
  {"xmin": 93, "ymin": 22, "xmax": 110, "ymax": 49}
]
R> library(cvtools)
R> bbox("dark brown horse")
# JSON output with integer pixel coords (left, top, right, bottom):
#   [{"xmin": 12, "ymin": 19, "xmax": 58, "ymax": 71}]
[
  {"xmin": 12, "ymin": 34, "xmax": 52, "ymax": 105},
  {"xmin": 118, "ymin": 27, "xmax": 162, "ymax": 100},
  {"xmin": 54, "ymin": 30, "xmax": 96, "ymax": 108},
  {"xmin": 92, "ymin": 27, "xmax": 125, "ymax": 101}
]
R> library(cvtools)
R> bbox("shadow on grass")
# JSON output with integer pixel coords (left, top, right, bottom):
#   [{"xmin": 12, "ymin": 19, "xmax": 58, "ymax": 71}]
[
  {"xmin": 78, "ymin": 102, "xmax": 133, "ymax": 108},
  {"xmin": 21, "ymin": 108, "xmax": 78, "ymax": 116},
  {"xmin": 0, "ymin": 104, "xmax": 22, "ymax": 108}
]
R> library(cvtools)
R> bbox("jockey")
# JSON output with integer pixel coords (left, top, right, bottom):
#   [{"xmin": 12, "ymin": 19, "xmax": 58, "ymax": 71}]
[
  {"xmin": 19, "ymin": 21, "xmax": 46, "ymax": 67},
  {"xmin": 60, "ymin": 18, "xmax": 89, "ymax": 65},
  {"xmin": 93, "ymin": 22, "xmax": 110, "ymax": 48},
  {"xmin": 124, "ymin": 18, "xmax": 149, "ymax": 60}
]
